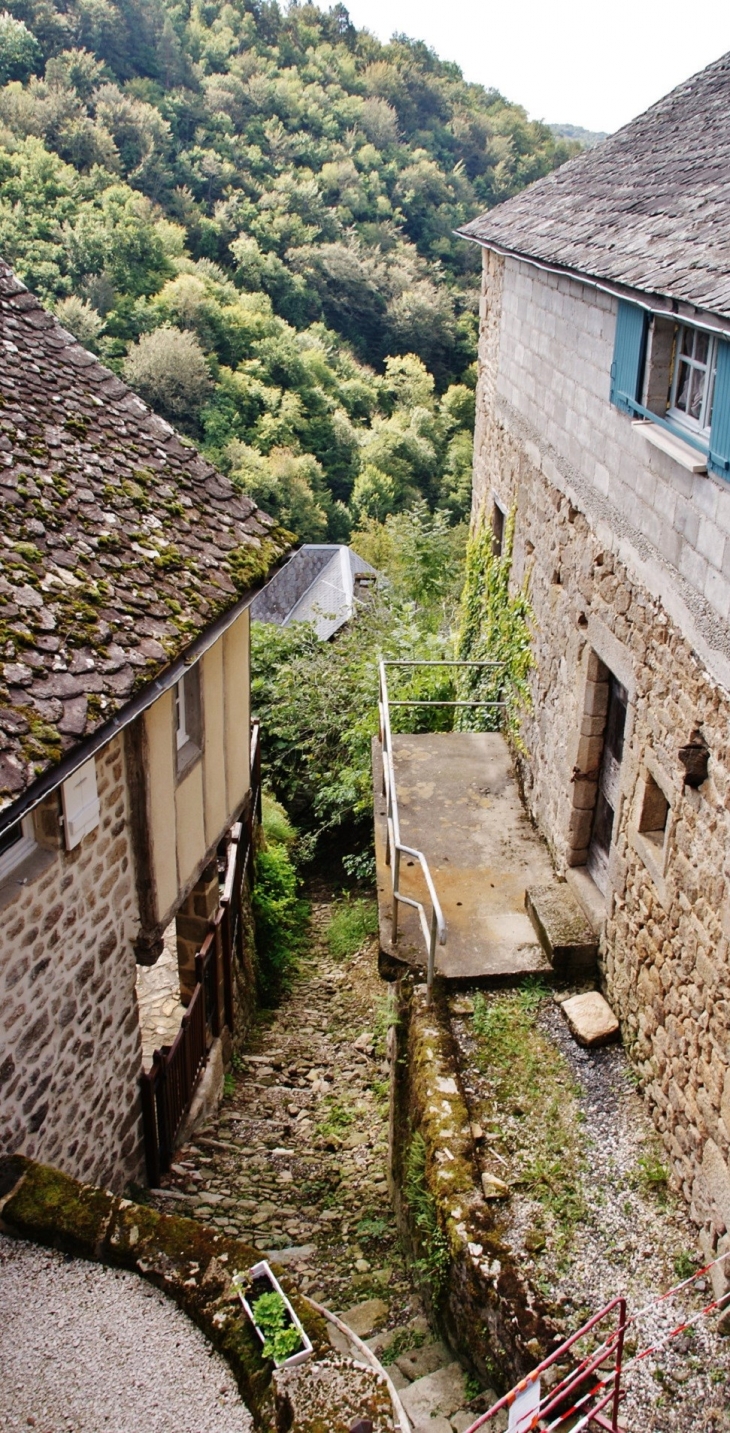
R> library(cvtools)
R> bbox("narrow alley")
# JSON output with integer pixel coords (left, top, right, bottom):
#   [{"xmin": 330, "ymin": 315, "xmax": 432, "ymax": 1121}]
[{"xmin": 149, "ymin": 897, "xmax": 478, "ymax": 1432}]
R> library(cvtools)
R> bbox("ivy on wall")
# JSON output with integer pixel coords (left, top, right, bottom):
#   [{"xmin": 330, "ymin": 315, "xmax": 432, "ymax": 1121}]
[{"xmin": 455, "ymin": 507, "xmax": 534, "ymax": 740}]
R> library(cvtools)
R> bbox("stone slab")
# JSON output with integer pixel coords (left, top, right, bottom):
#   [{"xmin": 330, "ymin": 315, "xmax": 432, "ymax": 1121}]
[
  {"xmin": 264, "ymin": 1243, "xmax": 316, "ymax": 1265},
  {"xmin": 525, "ymin": 883, "xmax": 598, "ymax": 976},
  {"xmin": 373, "ymin": 734, "xmax": 554, "ymax": 981},
  {"xmin": 400, "ymin": 1362, "xmax": 467, "ymax": 1422},
  {"xmin": 395, "ymin": 1339, "xmax": 451, "ymax": 1381},
  {"xmin": 338, "ymin": 1298, "xmax": 389, "ymax": 1338},
  {"xmin": 388, "ymin": 1365, "xmax": 411, "ymax": 1390},
  {"xmin": 560, "ymin": 991, "xmax": 619, "ymax": 1047}
]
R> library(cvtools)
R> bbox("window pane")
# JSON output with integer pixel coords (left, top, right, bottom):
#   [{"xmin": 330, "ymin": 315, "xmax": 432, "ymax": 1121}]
[
  {"xmin": 0, "ymin": 821, "xmax": 21, "ymax": 859},
  {"xmin": 675, "ymin": 360, "xmax": 690, "ymax": 412},
  {"xmin": 695, "ymin": 329, "xmax": 709, "ymax": 366},
  {"xmin": 688, "ymin": 368, "xmax": 704, "ymax": 421},
  {"xmin": 680, "ymin": 326, "xmax": 693, "ymax": 357}
]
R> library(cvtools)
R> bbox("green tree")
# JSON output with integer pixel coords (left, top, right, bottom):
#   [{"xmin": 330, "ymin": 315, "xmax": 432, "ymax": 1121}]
[{"xmin": 0, "ymin": 11, "xmax": 40, "ymax": 84}]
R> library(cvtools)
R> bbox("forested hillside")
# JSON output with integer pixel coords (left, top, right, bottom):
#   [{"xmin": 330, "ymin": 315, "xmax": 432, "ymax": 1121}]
[{"xmin": 0, "ymin": 0, "xmax": 576, "ymax": 537}]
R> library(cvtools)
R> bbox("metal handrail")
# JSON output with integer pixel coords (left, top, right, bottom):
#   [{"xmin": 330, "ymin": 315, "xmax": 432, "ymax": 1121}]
[{"xmin": 378, "ymin": 658, "xmax": 506, "ymax": 990}]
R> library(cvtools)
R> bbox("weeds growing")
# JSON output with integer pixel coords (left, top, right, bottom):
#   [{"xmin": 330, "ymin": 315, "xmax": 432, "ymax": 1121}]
[
  {"xmin": 325, "ymin": 895, "xmax": 379, "ymax": 960},
  {"xmin": 470, "ymin": 982, "xmax": 587, "ymax": 1254},
  {"xmin": 404, "ymin": 1130, "xmax": 451, "ymax": 1301}
]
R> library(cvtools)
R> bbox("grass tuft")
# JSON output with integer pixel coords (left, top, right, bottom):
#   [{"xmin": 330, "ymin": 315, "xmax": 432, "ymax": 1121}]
[{"xmin": 324, "ymin": 895, "xmax": 379, "ymax": 960}]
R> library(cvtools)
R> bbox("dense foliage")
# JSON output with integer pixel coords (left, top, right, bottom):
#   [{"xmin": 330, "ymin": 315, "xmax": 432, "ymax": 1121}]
[
  {"xmin": 0, "ymin": 0, "xmax": 576, "ymax": 535},
  {"xmin": 251, "ymin": 504, "xmax": 536, "ymax": 864},
  {"xmin": 252, "ymin": 792, "xmax": 308, "ymax": 999},
  {"xmin": 251, "ymin": 503, "xmax": 466, "ymax": 861}
]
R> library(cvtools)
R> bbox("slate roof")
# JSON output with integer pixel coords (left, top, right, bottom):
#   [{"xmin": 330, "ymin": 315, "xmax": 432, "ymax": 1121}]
[
  {"xmin": 0, "ymin": 260, "xmax": 292, "ymax": 806},
  {"xmin": 251, "ymin": 544, "xmax": 378, "ymax": 639},
  {"xmin": 459, "ymin": 51, "xmax": 730, "ymax": 319}
]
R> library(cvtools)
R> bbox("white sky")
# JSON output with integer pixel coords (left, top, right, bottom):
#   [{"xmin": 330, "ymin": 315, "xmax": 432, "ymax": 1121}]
[{"xmin": 344, "ymin": 0, "xmax": 730, "ymax": 134}]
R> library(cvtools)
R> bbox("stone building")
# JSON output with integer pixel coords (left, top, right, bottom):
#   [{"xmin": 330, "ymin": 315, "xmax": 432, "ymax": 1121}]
[
  {"xmin": 0, "ymin": 260, "xmax": 290, "ymax": 1190},
  {"xmin": 459, "ymin": 54, "xmax": 730, "ymax": 1257}
]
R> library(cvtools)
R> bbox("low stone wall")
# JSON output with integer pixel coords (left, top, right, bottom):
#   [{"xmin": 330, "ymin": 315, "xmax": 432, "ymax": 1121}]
[
  {"xmin": 389, "ymin": 979, "xmax": 560, "ymax": 1390},
  {"xmin": 0, "ymin": 1154, "xmax": 329, "ymax": 1430},
  {"xmin": 0, "ymin": 735, "xmax": 145, "ymax": 1191}
]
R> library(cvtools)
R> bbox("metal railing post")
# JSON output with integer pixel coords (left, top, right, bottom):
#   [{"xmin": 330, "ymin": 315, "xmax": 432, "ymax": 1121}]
[
  {"xmin": 427, "ymin": 908, "xmax": 437, "ymax": 995},
  {"xmin": 392, "ymin": 847, "xmax": 400, "ymax": 942}
]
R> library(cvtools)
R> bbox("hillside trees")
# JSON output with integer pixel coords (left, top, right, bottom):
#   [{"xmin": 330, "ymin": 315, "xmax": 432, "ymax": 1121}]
[{"xmin": 0, "ymin": 0, "xmax": 578, "ymax": 535}]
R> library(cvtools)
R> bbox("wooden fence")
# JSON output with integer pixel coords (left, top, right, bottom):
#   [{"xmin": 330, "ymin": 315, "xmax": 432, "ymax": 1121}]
[{"xmin": 140, "ymin": 722, "xmax": 261, "ymax": 1186}]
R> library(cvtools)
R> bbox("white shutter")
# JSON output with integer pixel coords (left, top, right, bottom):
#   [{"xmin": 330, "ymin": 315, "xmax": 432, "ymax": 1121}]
[{"xmin": 62, "ymin": 757, "xmax": 101, "ymax": 850}]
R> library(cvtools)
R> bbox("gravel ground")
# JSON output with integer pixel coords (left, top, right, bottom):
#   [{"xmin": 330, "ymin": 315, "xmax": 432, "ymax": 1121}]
[
  {"xmin": 452, "ymin": 992, "xmax": 730, "ymax": 1433},
  {"xmin": 0, "ymin": 1236, "xmax": 254, "ymax": 1433}
]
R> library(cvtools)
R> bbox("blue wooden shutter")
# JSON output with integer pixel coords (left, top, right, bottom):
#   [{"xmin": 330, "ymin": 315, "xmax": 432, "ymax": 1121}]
[
  {"xmin": 610, "ymin": 300, "xmax": 647, "ymax": 413},
  {"xmin": 709, "ymin": 339, "xmax": 730, "ymax": 479}
]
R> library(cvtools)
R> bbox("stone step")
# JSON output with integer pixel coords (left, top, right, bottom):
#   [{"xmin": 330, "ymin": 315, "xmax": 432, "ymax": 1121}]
[
  {"xmin": 525, "ymin": 882, "xmax": 598, "ymax": 977},
  {"xmin": 400, "ymin": 1362, "xmax": 468, "ymax": 1427}
]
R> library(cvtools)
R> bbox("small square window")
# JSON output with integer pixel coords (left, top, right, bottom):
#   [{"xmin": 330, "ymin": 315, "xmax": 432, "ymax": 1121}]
[
  {"xmin": 638, "ymin": 773, "xmax": 669, "ymax": 851},
  {"xmin": 175, "ymin": 665, "xmax": 202, "ymax": 774}
]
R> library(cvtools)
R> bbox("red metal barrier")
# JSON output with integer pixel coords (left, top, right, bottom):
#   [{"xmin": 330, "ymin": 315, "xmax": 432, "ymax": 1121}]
[{"xmin": 464, "ymin": 1298, "xmax": 627, "ymax": 1433}]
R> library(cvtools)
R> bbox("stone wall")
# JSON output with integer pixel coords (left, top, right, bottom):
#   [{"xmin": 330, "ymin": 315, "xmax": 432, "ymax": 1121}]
[
  {"xmin": 0, "ymin": 734, "xmax": 145, "ymax": 1190},
  {"xmin": 472, "ymin": 247, "xmax": 730, "ymax": 1258}
]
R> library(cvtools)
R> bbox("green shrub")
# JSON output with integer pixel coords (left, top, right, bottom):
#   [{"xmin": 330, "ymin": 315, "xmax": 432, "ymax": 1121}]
[
  {"xmin": 252, "ymin": 838, "xmax": 308, "ymax": 1004},
  {"xmin": 325, "ymin": 895, "xmax": 378, "ymax": 959}
]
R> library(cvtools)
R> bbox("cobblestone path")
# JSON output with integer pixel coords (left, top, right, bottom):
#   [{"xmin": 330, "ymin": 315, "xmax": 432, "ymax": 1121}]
[{"xmin": 152, "ymin": 901, "xmax": 422, "ymax": 1328}]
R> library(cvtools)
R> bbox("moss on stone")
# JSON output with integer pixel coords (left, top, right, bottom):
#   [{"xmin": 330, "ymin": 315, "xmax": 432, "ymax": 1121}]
[
  {"xmin": 227, "ymin": 527, "xmax": 295, "ymax": 595},
  {"xmin": 1, "ymin": 1157, "xmax": 116, "ymax": 1254}
]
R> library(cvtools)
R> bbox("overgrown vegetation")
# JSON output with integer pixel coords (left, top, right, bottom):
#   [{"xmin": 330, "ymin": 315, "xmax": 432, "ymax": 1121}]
[
  {"xmin": 324, "ymin": 893, "xmax": 378, "ymax": 958},
  {"xmin": 404, "ymin": 1129, "xmax": 450, "ymax": 1300},
  {"xmin": 455, "ymin": 507, "xmax": 534, "ymax": 739},
  {"xmin": 0, "ymin": 0, "xmax": 577, "ymax": 535},
  {"xmin": 470, "ymin": 985, "xmax": 587, "ymax": 1255},
  {"xmin": 252, "ymin": 793, "xmax": 308, "ymax": 1002},
  {"xmin": 252, "ymin": 501, "xmax": 467, "ymax": 861}
]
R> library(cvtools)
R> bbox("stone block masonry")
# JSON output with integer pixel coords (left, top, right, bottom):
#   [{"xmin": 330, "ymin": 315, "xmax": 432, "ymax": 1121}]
[
  {"xmin": 0, "ymin": 734, "xmax": 145, "ymax": 1190},
  {"xmin": 472, "ymin": 246, "xmax": 730, "ymax": 1254}
]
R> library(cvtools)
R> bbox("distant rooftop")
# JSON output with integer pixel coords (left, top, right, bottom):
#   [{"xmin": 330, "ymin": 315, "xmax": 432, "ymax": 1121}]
[
  {"xmin": 251, "ymin": 545, "xmax": 377, "ymax": 640},
  {"xmin": 460, "ymin": 52, "xmax": 730, "ymax": 319}
]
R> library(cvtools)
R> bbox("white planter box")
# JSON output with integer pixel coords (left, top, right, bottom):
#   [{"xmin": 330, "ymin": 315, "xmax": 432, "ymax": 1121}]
[{"xmin": 238, "ymin": 1259, "xmax": 313, "ymax": 1369}]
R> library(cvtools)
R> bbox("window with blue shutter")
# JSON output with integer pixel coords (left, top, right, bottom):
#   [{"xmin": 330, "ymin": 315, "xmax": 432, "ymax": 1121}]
[
  {"xmin": 610, "ymin": 300, "xmax": 647, "ymax": 414},
  {"xmin": 709, "ymin": 339, "xmax": 730, "ymax": 479}
]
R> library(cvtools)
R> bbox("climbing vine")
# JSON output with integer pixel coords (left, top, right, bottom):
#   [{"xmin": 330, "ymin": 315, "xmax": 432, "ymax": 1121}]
[{"xmin": 455, "ymin": 507, "xmax": 534, "ymax": 741}]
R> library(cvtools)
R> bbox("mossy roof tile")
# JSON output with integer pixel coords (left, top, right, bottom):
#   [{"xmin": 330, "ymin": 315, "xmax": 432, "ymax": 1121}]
[{"xmin": 0, "ymin": 258, "xmax": 293, "ymax": 806}]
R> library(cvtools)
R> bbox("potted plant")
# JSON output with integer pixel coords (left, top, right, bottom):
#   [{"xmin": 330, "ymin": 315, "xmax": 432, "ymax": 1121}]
[{"xmin": 234, "ymin": 1259, "xmax": 313, "ymax": 1369}]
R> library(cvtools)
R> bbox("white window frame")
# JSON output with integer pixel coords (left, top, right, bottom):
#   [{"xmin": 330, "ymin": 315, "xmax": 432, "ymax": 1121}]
[
  {"xmin": 0, "ymin": 814, "xmax": 36, "ymax": 881},
  {"xmin": 175, "ymin": 675, "xmax": 189, "ymax": 752},
  {"xmin": 668, "ymin": 323, "xmax": 718, "ymax": 438}
]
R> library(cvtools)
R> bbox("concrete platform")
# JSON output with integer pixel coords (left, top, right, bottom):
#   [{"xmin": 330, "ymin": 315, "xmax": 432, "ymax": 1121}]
[{"xmin": 373, "ymin": 732, "xmax": 555, "ymax": 982}]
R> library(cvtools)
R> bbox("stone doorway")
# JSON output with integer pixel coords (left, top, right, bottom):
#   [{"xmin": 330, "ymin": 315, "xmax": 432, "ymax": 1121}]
[{"xmin": 586, "ymin": 668, "xmax": 628, "ymax": 896}]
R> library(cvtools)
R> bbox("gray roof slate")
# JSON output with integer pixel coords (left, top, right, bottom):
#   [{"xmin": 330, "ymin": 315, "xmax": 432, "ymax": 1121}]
[
  {"xmin": 458, "ymin": 51, "xmax": 730, "ymax": 318},
  {"xmin": 251, "ymin": 544, "xmax": 377, "ymax": 639},
  {"xmin": 0, "ymin": 260, "xmax": 292, "ymax": 804}
]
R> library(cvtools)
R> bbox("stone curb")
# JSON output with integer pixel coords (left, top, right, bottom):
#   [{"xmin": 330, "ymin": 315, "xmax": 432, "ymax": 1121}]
[{"xmin": 390, "ymin": 981, "xmax": 562, "ymax": 1391}]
